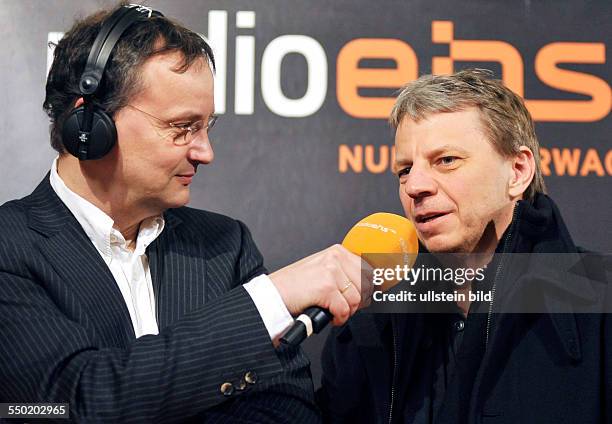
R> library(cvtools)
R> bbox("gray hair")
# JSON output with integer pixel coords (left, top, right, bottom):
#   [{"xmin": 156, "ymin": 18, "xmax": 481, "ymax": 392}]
[{"xmin": 390, "ymin": 69, "xmax": 546, "ymax": 202}]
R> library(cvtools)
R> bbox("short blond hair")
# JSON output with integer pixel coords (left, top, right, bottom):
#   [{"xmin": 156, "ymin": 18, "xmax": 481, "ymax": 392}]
[{"xmin": 390, "ymin": 69, "xmax": 545, "ymax": 201}]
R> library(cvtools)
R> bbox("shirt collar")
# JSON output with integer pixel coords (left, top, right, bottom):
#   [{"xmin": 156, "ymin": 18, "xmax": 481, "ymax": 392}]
[{"xmin": 49, "ymin": 157, "xmax": 165, "ymax": 258}]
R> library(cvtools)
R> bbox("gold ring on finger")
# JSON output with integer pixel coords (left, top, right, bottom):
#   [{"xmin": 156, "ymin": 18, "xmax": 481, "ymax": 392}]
[{"xmin": 340, "ymin": 281, "xmax": 353, "ymax": 294}]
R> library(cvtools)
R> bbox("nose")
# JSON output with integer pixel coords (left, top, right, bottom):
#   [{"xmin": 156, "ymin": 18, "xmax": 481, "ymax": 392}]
[
  {"xmin": 403, "ymin": 166, "xmax": 437, "ymax": 201},
  {"xmin": 187, "ymin": 132, "xmax": 214, "ymax": 166}
]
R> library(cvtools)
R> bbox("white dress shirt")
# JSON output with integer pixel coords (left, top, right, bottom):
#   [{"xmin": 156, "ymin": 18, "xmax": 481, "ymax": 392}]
[{"xmin": 49, "ymin": 158, "xmax": 293, "ymax": 343}]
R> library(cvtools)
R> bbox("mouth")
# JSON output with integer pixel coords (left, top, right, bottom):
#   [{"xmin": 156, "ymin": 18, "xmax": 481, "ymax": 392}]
[
  {"xmin": 414, "ymin": 211, "xmax": 450, "ymax": 224},
  {"xmin": 176, "ymin": 173, "xmax": 195, "ymax": 184}
]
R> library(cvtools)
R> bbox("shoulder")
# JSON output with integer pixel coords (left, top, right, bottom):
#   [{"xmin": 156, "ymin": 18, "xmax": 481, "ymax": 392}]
[
  {"xmin": 0, "ymin": 198, "xmax": 27, "ymax": 225},
  {"xmin": 0, "ymin": 196, "xmax": 44, "ymax": 275},
  {"xmin": 0, "ymin": 197, "xmax": 33, "ymax": 244},
  {"xmin": 0, "ymin": 174, "xmax": 63, "ymax": 246}
]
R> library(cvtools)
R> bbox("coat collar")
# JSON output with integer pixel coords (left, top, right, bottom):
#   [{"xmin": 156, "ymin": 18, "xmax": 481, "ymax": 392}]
[{"xmin": 488, "ymin": 194, "xmax": 604, "ymax": 362}]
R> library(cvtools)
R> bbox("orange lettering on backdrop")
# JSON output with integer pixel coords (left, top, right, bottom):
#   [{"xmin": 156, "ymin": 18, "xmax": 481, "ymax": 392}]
[
  {"xmin": 431, "ymin": 21, "xmax": 454, "ymax": 74},
  {"xmin": 605, "ymin": 150, "xmax": 612, "ymax": 175},
  {"xmin": 431, "ymin": 21, "xmax": 524, "ymax": 96},
  {"xmin": 539, "ymin": 148, "xmax": 552, "ymax": 176},
  {"xmin": 339, "ymin": 144, "xmax": 363, "ymax": 173},
  {"xmin": 341, "ymin": 145, "xmax": 610, "ymax": 176},
  {"xmin": 551, "ymin": 148, "xmax": 581, "ymax": 176},
  {"xmin": 527, "ymin": 43, "xmax": 611, "ymax": 122},
  {"xmin": 579, "ymin": 148, "xmax": 605, "ymax": 176},
  {"xmin": 337, "ymin": 39, "xmax": 418, "ymax": 119},
  {"xmin": 365, "ymin": 145, "xmax": 389, "ymax": 173},
  {"xmin": 453, "ymin": 40, "xmax": 524, "ymax": 96}
]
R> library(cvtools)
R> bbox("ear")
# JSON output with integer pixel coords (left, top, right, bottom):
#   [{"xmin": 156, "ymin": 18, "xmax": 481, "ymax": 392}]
[
  {"xmin": 508, "ymin": 146, "xmax": 536, "ymax": 199},
  {"xmin": 74, "ymin": 97, "xmax": 85, "ymax": 108}
]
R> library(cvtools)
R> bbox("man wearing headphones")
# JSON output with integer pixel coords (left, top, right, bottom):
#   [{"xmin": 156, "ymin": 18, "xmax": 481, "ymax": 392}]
[{"xmin": 0, "ymin": 4, "xmax": 364, "ymax": 422}]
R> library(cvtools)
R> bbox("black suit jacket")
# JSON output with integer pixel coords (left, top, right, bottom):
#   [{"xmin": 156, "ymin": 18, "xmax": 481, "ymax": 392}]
[{"xmin": 0, "ymin": 176, "xmax": 318, "ymax": 423}]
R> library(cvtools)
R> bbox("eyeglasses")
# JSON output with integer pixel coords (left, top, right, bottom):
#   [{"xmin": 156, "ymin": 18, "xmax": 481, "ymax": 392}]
[{"xmin": 126, "ymin": 104, "xmax": 218, "ymax": 146}]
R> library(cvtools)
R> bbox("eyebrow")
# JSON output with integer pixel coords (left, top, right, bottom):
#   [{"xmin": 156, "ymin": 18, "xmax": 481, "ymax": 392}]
[
  {"xmin": 425, "ymin": 144, "xmax": 470, "ymax": 158},
  {"xmin": 167, "ymin": 113, "xmax": 203, "ymax": 124}
]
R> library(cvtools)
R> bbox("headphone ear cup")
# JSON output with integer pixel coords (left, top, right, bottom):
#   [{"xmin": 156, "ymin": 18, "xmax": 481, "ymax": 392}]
[{"xmin": 62, "ymin": 106, "xmax": 117, "ymax": 160}]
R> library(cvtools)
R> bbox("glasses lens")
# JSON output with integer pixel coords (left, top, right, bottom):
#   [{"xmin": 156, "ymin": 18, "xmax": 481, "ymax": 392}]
[
  {"xmin": 175, "ymin": 120, "xmax": 205, "ymax": 146},
  {"xmin": 177, "ymin": 130, "xmax": 190, "ymax": 146}
]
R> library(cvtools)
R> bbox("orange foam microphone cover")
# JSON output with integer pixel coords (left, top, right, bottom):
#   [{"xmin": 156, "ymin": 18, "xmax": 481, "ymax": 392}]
[
  {"xmin": 281, "ymin": 212, "xmax": 419, "ymax": 347},
  {"xmin": 342, "ymin": 212, "xmax": 419, "ymax": 292}
]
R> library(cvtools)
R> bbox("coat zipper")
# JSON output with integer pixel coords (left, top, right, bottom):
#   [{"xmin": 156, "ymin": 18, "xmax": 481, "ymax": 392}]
[
  {"xmin": 485, "ymin": 204, "xmax": 519, "ymax": 347},
  {"xmin": 385, "ymin": 204, "xmax": 519, "ymax": 421},
  {"xmin": 388, "ymin": 323, "xmax": 398, "ymax": 424}
]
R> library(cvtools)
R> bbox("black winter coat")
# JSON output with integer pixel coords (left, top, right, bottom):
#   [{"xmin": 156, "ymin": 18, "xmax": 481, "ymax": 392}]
[{"xmin": 317, "ymin": 195, "xmax": 612, "ymax": 424}]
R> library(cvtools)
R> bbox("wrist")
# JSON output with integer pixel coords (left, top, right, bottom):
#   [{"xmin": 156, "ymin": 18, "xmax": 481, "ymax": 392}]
[{"xmin": 269, "ymin": 272, "xmax": 298, "ymax": 316}]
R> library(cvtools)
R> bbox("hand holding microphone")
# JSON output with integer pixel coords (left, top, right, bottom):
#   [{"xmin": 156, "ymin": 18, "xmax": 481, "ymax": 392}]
[
  {"xmin": 269, "ymin": 244, "xmax": 364, "ymax": 327},
  {"xmin": 270, "ymin": 213, "xmax": 418, "ymax": 346}
]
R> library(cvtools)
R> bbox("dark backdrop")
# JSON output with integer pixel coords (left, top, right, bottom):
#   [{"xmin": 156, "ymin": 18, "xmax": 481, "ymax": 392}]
[{"xmin": 1, "ymin": 0, "xmax": 610, "ymax": 388}]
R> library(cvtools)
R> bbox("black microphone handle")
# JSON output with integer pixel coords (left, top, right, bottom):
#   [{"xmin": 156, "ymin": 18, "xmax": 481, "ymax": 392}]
[{"xmin": 279, "ymin": 306, "xmax": 333, "ymax": 346}]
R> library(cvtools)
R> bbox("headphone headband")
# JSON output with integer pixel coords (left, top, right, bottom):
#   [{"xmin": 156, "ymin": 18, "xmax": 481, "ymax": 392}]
[{"xmin": 79, "ymin": 4, "xmax": 163, "ymax": 95}]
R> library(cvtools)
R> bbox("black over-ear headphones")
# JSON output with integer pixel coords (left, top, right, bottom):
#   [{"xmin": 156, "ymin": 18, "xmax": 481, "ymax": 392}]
[{"xmin": 62, "ymin": 4, "xmax": 164, "ymax": 161}]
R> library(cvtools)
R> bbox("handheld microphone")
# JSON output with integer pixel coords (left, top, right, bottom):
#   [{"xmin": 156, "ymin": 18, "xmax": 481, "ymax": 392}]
[{"xmin": 280, "ymin": 212, "xmax": 418, "ymax": 346}]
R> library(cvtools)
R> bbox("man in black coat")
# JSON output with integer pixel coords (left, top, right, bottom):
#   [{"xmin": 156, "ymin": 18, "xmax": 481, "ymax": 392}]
[
  {"xmin": 317, "ymin": 69, "xmax": 611, "ymax": 423},
  {"xmin": 0, "ymin": 4, "xmax": 365, "ymax": 422}
]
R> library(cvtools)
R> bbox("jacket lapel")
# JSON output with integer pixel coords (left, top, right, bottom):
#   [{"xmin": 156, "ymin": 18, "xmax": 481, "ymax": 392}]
[{"xmin": 26, "ymin": 176, "xmax": 135, "ymax": 344}]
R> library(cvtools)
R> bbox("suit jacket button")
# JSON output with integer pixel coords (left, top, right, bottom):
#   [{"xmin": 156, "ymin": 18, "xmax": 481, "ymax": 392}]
[
  {"xmin": 244, "ymin": 371, "xmax": 257, "ymax": 384},
  {"xmin": 237, "ymin": 378, "xmax": 248, "ymax": 391},
  {"xmin": 220, "ymin": 382, "xmax": 234, "ymax": 396}
]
